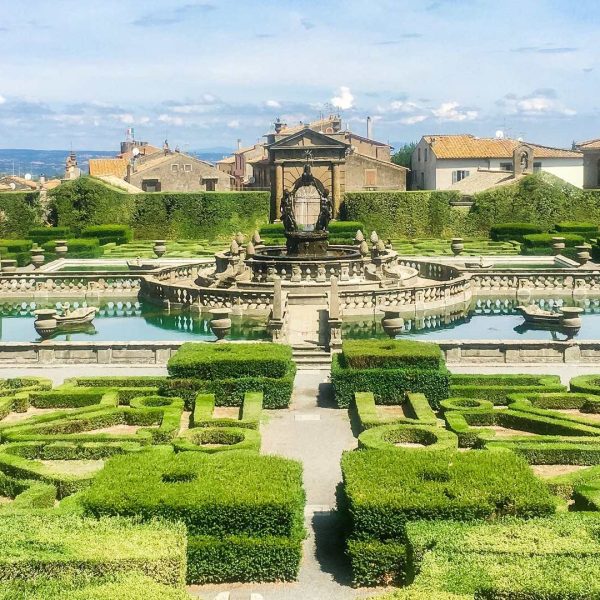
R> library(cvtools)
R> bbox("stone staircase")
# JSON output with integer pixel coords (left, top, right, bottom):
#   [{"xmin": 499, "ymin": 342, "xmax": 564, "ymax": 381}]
[{"xmin": 292, "ymin": 342, "xmax": 332, "ymax": 369}]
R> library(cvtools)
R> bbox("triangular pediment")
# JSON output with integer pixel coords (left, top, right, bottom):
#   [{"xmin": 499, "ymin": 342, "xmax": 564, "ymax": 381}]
[{"xmin": 269, "ymin": 128, "xmax": 349, "ymax": 150}]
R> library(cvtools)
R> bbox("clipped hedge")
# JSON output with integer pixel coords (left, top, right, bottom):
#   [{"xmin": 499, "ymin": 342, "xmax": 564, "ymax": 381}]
[
  {"xmin": 172, "ymin": 426, "xmax": 260, "ymax": 453},
  {"xmin": 0, "ymin": 191, "xmax": 42, "ymax": 238},
  {"xmin": 353, "ymin": 392, "xmax": 437, "ymax": 431},
  {"xmin": 42, "ymin": 237, "xmax": 102, "ymax": 259},
  {"xmin": 191, "ymin": 391, "xmax": 262, "ymax": 429},
  {"xmin": 357, "ymin": 424, "xmax": 458, "ymax": 452},
  {"xmin": 167, "ymin": 342, "xmax": 292, "ymax": 379},
  {"xmin": 347, "ymin": 537, "xmax": 407, "ymax": 587},
  {"xmin": 340, "ymin": 339, "xmax": 443, "ymax": 370},
  {"xmin": 522, "ymin": 232, "xmax": 585, "ymax": 247},
  {"xmin": 570, "ymin": 375, "xmax": 600, "ymax": 395},
  {"xmin": 333, "ymin": 354, "xmax": 449, "ymax": 410},
  {"xmin": 28, "ymin": 226, "xmax": 72, "ymax": 243},
  {"xmin": 555, "ymin": 221, "xmax": 598, "ymax": 234},
  {"xmin": 340, "ymin": 449, "xmax": 555, "ymax": 541},
  {"xmin": 81, "ymin": 224, "xmax": 133, "ymax": 245},
  {"xmin": 490, "ymin": 222, "xmax": 545, "ymax": 242},
  {"xmin": 0, "ymin": 513, "xmax": 187, "ymax": 585}
]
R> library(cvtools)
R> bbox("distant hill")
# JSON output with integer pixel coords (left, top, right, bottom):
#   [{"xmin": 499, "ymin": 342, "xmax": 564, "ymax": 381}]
[{"xmin": 0, "ymin": 148, "xmax": 234, "ymax": 178}]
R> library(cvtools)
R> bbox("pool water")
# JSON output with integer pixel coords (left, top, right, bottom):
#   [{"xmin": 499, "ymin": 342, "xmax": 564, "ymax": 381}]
[
  {"xmin": 342, "ymin": 298, "xmax": 600, "ymax": 341},
  {"xmin": 0, "ymin": 300, "xmax": 268, "ymax": 342}
]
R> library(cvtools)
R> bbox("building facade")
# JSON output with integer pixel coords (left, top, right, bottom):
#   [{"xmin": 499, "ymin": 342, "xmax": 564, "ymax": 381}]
[
  {"xmin": 575, "ymin": 139, "xmax": 600, "ymax": 189},
  {"xmin": 411, "ymin": 134, "xmax": 584, "ymax": 190}
]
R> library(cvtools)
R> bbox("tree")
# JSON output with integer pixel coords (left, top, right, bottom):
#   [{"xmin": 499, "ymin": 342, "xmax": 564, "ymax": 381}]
[{"xmin": 391, "ymin": 142, "xmax": 417, "ymax": 169}]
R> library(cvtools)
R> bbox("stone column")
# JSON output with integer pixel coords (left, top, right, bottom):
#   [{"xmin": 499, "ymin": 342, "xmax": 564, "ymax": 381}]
[
  {"xmin": 274, "ymin": 164, "xmax": 283, "ymax": 222},
  {"xmin": 332, "ymin": 163, "xmax": 341, "ymax": 218}
]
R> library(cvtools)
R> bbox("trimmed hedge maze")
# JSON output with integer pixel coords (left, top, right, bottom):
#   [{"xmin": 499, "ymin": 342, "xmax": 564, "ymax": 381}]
[
  {"xmin": 0, "ymin": 342, "xmax": 304, "ymax": 595},
  {"xmin": 337, "ymin": 340, "xmax": 600, "ymax": 596}
]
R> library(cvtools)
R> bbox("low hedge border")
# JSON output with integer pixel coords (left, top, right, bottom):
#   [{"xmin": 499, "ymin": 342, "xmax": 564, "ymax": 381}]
[
  {"xmin": 340, "ymin": 340, "xmax": 444, "ymax": 370},
  {"xmin": 191, "ymin": 391, "xmax": 262, "ymax": 429},
  {"xmin": 440, "ymin": 397, "xmax": 494, "ymax": 412},
  {"xmin": 187, "ymin": 534, "xmax": 302, "ymax": 583},
  {"xmin": 358, "ymin": 424, "xmax": 458, "ymax": 452},
  {"xmin": 62, "ymin": 375, "xmax": 168, "ymax": 388},
  {"xmin": 570, "ymin": 375, "xmax": 600, "ymax": 396},
  {"xmin": 346, "ymin": 537, "xmax": 407, "ymax": 587},
  {"xmin": 507, "ymin": 391, "xmax": 600, "ymax": 412},
  {"xmin": 353, "ymin": 392, "xmax": 437, "ymax": 431},
  {"xmin": 0, "ymin": 471, "xmax": 56, "ymax": 510},
  {"xmin": 173, "ymin": 426, "xmax": 261, "ymax": 454}
]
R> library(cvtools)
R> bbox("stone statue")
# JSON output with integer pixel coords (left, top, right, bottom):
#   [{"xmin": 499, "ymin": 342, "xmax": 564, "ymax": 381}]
[
  {"xmin": 281, "ymin": 189, "xmax": 297, "ymax": 232},
  {"xmin": 315, "ymin": 189, "xmax": 333, "ymax": 232},
  {"xmin": 520, "ymin": 151, "xmax": 529, "ymax": 171}
]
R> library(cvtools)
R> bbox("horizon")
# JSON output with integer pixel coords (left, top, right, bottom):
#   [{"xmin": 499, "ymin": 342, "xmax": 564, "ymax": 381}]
[{"xmin": 0, "ymin": 0, "xmax": 598, "ymax": 151}]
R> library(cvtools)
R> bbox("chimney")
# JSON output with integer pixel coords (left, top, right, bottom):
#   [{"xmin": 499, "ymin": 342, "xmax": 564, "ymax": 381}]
[
  {"xmin": 237, "ymin": 138, "xmax": 242, "ymax": 151},
  {"xmin": 366, "ymin": 116, "xmax": 373, "ymax": 140}
]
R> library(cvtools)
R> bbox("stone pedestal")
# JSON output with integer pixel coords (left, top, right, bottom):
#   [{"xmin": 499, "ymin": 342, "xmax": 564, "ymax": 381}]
[{"xmin": 285, "ymin": 230, "xmax": 329, "ymax": 257}]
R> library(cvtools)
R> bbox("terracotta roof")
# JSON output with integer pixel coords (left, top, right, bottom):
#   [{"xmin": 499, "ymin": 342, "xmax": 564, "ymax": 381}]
[
  {"xmin": 44, "ymin": 179, "xmax": 61, "ymax": 190},
  {"xmin": 118, "ymin": 144, "xmax": 162, "ymax": 161},
  {"xmin": 423, "ymin": 134, "xmax": 582, "ymax": 159},
  {"xmin": 88, "ymin": 158, "xmax": 128, "ymax": 178},
  {"xmin": 216, "ymin": 155, "xmax": 236, "ymax": 164},
  {"xmin": 448, "ymin": 169, "xmax": 521, "ymax": 194},
  {"xmin": 577, "ymin": 138, "xmax": 600, "ymax": 149}
]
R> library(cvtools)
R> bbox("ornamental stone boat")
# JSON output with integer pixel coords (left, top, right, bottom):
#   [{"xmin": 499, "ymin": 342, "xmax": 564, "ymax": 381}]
[{"xmin": 34, "ymin": 307, "xmax": 98, "ymax": 337}]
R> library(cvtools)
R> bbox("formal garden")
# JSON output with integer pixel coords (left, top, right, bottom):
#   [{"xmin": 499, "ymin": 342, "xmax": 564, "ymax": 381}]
[{"xmin": 0, "ymin": 172, "xmax": 599, "ymax": 598}]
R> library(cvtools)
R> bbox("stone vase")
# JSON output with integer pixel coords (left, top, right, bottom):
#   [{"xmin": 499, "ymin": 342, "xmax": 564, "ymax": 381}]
[
  {"xmin": 30, "ymin": 247, "xmax": 45, "ymax": 269},
  {"xmin": 209, "ymin": 308, "xmax": 232, "ymax": 342},
  {"xmin": 450, "ymin": 238, "xmax": 464, "ymax": 256},
  {"xmin": 54, "ymin": 240, "xmax": 68, "ymax": 258},
  {"xmin": 381, "ymin": 310, "xmax": 405, "ymax": 338},
  {"xmin": 560, "ymin": 306, "xmax": 583, "ymax": 329},
  {"xmin": 153, "ymin": 240, "xmax": 167, "ymax": 258},
  {"xmin": 33, "ymin": 309, "xmax": 57, "ymax": 337},
  {"xmin": 575, "ymin": 244, "xmax": 591, "ymax": 266},
  {"xmin": 551, "ymin": 237, "xmax": 566, "ymax": 256},
  {"xmin": 1, "ymin": 259, "xmax": 16, "ymax": 273}
]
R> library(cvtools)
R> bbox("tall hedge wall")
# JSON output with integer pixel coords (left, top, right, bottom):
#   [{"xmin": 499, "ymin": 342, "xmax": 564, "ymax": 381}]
[
  {"xmin": 48, "ymin": 177, "xmax": 270, "ymax": 240},
  {"xmin": 0, "ymin": 192, "xmax": 42, "ymax": 238},
  {"xmin": 342, "ymin": 173, "xmax": 600, "ymax": 239}
]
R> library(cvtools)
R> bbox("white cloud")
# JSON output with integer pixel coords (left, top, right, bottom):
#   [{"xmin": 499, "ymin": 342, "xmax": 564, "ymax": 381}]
[
  {"xmin": 500, "ymin": 92, "xmax": 576, "ymax": 117},
  {"xmin": 0, "ymin": 95, "xmax": 6, "ymax": 105},
  {"xmin": 401, "ymin": 115, "xmax": 428, "ymax": 125},
  {"xmin": 158, "ymin": 114, "xmax": 184, "ymax": 126},
  {"xmin": 388, "ymin": 100, "xmax": 422, "ymax": 113},
  {"xmin": 113, "ymin": 113, "xmax": 135, "ymax": 124},
  {"xmin": 432, "ymin": 101, "xmax": 478, "ymax": 122},
  {"xmin": 265, "ymin": 99, "xmax": 281, "ymax": 108},
  {"xmin": 227, "ymin": 119, "xmax": 240, "ymax": 128},
  {"xmin": 331, "ymin": 86, "xmax": 354, "ymax": 110}
]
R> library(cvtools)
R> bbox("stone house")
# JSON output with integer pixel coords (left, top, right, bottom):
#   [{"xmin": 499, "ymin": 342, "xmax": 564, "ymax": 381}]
[
  {"xmin": 575, "ymin": 138, "xmax": 600, "ymax": 189},
  {"xmin": 125, "ymin": 151, "xmax": 233, "ymax": 192},
  {"xmin": 217, "ymin": 143, "xmax": 267, "ymax": 190},
  {"xmin": 411, "ymin": 134, "xmax": 583, "ymax": 190}
]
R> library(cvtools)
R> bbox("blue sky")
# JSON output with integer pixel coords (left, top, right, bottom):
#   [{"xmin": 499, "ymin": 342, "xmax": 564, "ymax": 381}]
[{"xmin": 0, "ymin": 0, "xmax": 598, "ymax": 151}]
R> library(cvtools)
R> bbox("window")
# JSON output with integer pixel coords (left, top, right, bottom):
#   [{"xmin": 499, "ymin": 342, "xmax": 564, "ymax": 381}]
[
  {"xmin": 171, "ymin": 164, "xmax": 179, "ymax": 172},
  {"xmin": 499, "ymin": 162, "xmax": 512, "ymax": 171},
  {"xmin": 420, "ymin": 172, "xmax": 425, "ymax": 189},
  {"xmin": 533, "ymin": 161, "xmax": 542, "ymax": 173},
  {"xmin": 184, "ymin": 164, "xmax": 192, "ymax": 172},
  {"xmin": 142, "ymin": 179, "xmax": 161, "ymax": 192},
  {"xmin": 202, "ymin": 177, "xmax": 217, "ymax": 191},
  {"xmin": 364, "ymin": 169, "xmax": 377, "ymax": 187},
  {"xmin": 424, "ymin": 148, "xmax": 428, "ymax": 162},
  {"xmin": 452, "ymin": 170, "xmax": 470, "ymax": 183},
  {"xmin": 417, "ymin": 148, "xmax": 421, "ymax": 162}
]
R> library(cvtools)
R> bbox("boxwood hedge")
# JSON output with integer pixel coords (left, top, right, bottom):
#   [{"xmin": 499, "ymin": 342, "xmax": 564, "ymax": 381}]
[{"xmin": 340, "ymin": 339, "xmax": 444, "ymax": 370}]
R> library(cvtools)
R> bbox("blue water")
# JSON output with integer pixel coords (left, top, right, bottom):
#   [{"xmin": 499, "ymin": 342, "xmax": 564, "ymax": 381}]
[{"xmin": 0, "ymin": 300, "xmax": 267, "ymax": 342}]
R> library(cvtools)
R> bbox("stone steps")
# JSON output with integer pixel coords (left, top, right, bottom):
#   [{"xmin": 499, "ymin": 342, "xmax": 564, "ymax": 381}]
[{"xmin": 292, "ymin": 343, "xmax": 332, "ymax": 369}]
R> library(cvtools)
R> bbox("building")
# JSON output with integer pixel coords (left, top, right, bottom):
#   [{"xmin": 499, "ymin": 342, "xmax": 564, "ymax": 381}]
[
  {"xmin": 63, "ymin": 152, "xmax": 81, "ymax": 180},
  {"xmin": 125, "ymin": 150, "xmax": 233, "ymax": 192},
  {"xmin": 89, "ymin": 133, "xmax": 231, "ymax": 192},
  {"xmin": 575, "ymin": 138, "xmax": 600, "ymax": 189},
  {"xmin": 217, "ymin": 143, "xmax": 267, "ymax": 189},
  {"xmin": 411, "ymin": 134, "xmax": 583, "ymax": 190},
  {"xmin": 244, "ymin": 115, "xmax": 406, "ymax": 220}
]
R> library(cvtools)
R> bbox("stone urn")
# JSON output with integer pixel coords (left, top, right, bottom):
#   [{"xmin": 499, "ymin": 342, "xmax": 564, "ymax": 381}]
[
  {"xmin": 1, "ymin": 259, "xmax": 16, "ymax": 273},
  {"xmin": 576, "ymin": 244, "xmax": 591, "ymax": 266},
  {"xmin": 209, "ymin": 308, "xmax": 232, "ymax": 342},
  {"xmin": 33, "ymin": 309, "xmax": 58, "ymax": 337},
  {"xmin": 560, "ymin": 306, "xmax": 583, "ymax": 329},
  {"xmin": 354, "ymin": 229, "xmax": 365, "ymax": 244},
  {"xmin": 54, "ymin": 239, "xmax": 68, "ymax": 259},
  {"xmin": 381, "ymin": 310, "xmax": 405, "ymax": 338},
  {"xmin": 450, "ymin": 237, "xmax": 465, "ymax": 256},
  {"xmin": 551, "ymin": 236, "xmax": 566, "ymax": 256},
  {"xmin": 153, "ymin": 240, "xmax": 167, "ymax": 258},
  {"xmin": 30, "ymin": 247, "xmax": 45, "ymax": 269}
]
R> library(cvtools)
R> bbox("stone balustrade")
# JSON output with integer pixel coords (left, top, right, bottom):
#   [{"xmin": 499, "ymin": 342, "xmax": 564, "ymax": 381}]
[{"xmin": 0, "ymin": 274, "xmax": 141, "ymax": 296}]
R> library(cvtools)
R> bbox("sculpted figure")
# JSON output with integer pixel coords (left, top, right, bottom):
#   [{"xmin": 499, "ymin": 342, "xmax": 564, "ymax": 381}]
[
  {"xmin": 315, "ymin": 189, "xmax": 333, "ymax": 232},
  {"xmin": 280, "ymin": 189, "xmax": 297, "ymax": 232}
]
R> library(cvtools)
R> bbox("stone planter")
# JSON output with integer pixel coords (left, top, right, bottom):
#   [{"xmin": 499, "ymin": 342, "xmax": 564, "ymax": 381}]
[
  {"xmin": 54, "ymin": 240, "xmax": 68, "ymax": 258},
  {"xmin": 381, "ymin": 310, "xmax": 405, "ymax": 338},
  {"xmin": 1, "ymin": 259, "xmax": 16, "ymax": 273},
  {"xmin": 153, "ymin": 240, "xmax": 167, "ymax": 258},
  {"xmin": 560, "ymin": 306, "xmax": 583, "ymax": 329},
  {"xmin": 209, "ymin": 308, "xmax": 232, "ymax": 342},
  {"xmin": 33, "ymin": 309, "xmax": 58, "ymax": 337},
  {"xmin": 575, "ymin": 244, "xmax": 591, "ymax": 266},
  {"xmin": 30, "ymin": 247, "xmax": 45, "ymax": 269},
  {"xmin": 551, "ymin": 237, "xmax": 565, "ymax": 256},
  {"xmin": 450, "ymin": 237, "xmax": 464, "ymax": 256}
]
